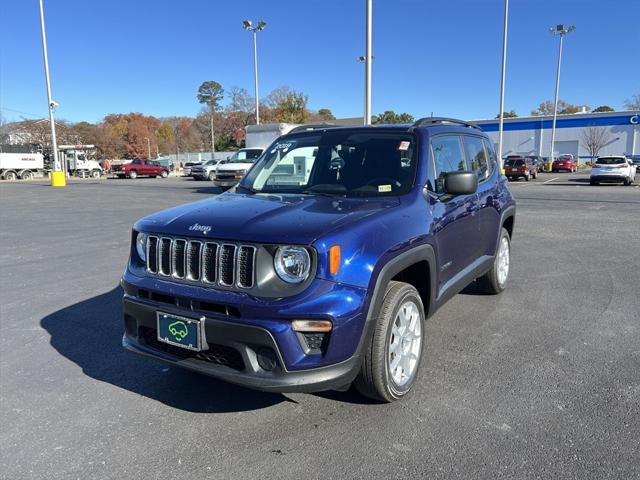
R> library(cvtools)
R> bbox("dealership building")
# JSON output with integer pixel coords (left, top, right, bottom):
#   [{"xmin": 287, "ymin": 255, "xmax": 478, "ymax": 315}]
[{"xmin": 473, "ymin": 110, "xmax": 640, "ymax": 162}]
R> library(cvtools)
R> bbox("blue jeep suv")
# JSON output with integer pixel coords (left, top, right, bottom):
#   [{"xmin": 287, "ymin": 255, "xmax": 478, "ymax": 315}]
[{"xmin": 122, "ymin": 118, "xmax": 516, "ymax": 402}]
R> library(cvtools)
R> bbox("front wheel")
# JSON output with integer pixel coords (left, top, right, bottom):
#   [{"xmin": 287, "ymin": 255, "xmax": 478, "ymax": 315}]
[
  {"xmin": 525, "ymin": 172, "xmax": 530, "ymax": 182},
  {"xmin": 355, "ymin": 281, "xmax": 425, "ymax": 402},
  {"xmin": 477, "ymin": 227, "xmax": 511, "ymax": 294},
  {"xmin": 91, "ymin": 169, "xmax": 101, "ymax": 178},
  {"xmin": 208, "ymin": 171, "xmax": 216, "ymax": 181}
]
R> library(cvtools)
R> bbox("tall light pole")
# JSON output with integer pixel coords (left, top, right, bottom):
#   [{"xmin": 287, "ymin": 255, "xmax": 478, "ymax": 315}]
[
  {"xmin": 497, "ymin": 0, "xmax": 509, "ymax": 173},
  {"xmin": 243, "ymin": 20, "xmax": 266, "ymax": 125},
  {"xmin": 548, "ymin": 24, "xmax": 575, "ymax": 171},
  {"xmin": 364, "ymin": 0, "xmax": 373, "ymax": 125},
  {"xmin": 38, "ymin": 0, "xmax": 64, "ymax": 187}
]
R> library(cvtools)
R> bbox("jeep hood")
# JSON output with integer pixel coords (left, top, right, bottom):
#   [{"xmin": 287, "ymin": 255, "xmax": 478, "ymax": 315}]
[{"xmin": 135, "ymin": 193, "xmax": 400, "ymax": 244}]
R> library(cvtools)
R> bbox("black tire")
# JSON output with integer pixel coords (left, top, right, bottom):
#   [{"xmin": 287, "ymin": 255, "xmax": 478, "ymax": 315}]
[
  {"xmin": 590, "ymin": 179, "xmax": 597, "ymax": 186},
  {"xmin": 477, "ymin": 227, "xmax": 511, "ymax": 295},
  {"xmin": 355, "ymin": 281, "xmax": 425, "ymax": 402},
  {"xmin": 128, "ymin": 170, "xmax": 138, "ymax": 179},
  {"xmin": 91, "ymin": 169, "xmax": 101, "ymax": 178},
  {"xmin": 160, "ymin": 170, "xmax": 168, "ymax": 178},
  {"xmin": 20, "ymin": 171, "xmax": 33, "ymax": 180},
  {"xmin": 4, "ymin": 171, "xmax": 17, "ymax": 181},
  {"xmin": 624, "ymin": 178, "xmax": 631, "ymax": 186},
  {"xmin": 208, "ymin": 171, "xmax": 216, "ymax": 181},
  {"xmin": 525, "ymin": 172, "xmax": 530, "ymax": 182}
]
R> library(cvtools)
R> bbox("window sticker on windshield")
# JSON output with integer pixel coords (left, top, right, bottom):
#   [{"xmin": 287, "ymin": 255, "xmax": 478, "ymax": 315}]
[
  {"xmin": 378, "ymin": 184, "xmax": 392, "ymax": 192},
  {"xmin": 270, "ymin": 141, "xmax": 296, "ymax": 154},
  {"xmin": 398, "ymin": 141, "xmax": 410, "ymax": 151}
]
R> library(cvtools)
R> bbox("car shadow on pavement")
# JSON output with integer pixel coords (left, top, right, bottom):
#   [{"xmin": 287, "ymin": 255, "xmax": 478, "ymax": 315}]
[{"xmin": 40, "ymin": 286, "xmax": 290, "ymax": 413}]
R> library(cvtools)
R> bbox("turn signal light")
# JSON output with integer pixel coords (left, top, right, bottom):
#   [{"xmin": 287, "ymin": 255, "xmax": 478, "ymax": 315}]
[
  {"xmin": 291, "ymin": 320, "xmax": 333, "ymax": 332},
  {"xmin": 329, "ymin": 245, "xmax": 341, "ymax": 275}
]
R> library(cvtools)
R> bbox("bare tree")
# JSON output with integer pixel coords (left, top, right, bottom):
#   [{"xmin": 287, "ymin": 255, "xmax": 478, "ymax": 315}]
[
  {"xmin": 624, "ymin": 94, "xmax": 640, "ymax": 110},
  {"xmin": 582, "ymin": 127, "xmax": 611, "ymax": 164}
]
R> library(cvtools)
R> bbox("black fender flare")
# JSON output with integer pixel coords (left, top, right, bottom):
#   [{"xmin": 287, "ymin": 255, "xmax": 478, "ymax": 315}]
[{"xmin": 496, "ymin": 205, "xmax": 516, "ymax": 255}]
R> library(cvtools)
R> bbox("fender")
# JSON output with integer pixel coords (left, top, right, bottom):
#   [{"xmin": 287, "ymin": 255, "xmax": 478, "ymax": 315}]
[{"xmin": 351, "ymin": 244, "xmax": 437, "ymax": 365}]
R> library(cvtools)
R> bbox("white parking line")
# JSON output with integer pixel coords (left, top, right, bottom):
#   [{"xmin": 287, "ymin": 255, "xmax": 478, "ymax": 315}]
[{"xmin": 544, "ymin": 177, "xmax": 559, "ymax": 184}]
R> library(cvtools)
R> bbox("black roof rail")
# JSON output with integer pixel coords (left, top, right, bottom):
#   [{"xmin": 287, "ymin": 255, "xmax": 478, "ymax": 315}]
[
  {"xmin": 288, "ymin": 123, "xmax": 338, "ymax": 134},
  {"xmin": 412, "ymin": 117, "xmax": 482, "ymax": 130}
]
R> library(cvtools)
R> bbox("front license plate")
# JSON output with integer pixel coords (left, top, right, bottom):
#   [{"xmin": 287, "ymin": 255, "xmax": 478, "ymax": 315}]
[{"xmin": 156, "ymin": 312, "xmax": 203, "ymax": 351}]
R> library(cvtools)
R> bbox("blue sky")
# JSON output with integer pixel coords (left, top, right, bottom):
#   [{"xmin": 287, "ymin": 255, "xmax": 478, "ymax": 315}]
[{"xmin": 1, "ymin": 0, "xmax": 638, "ymax": 123}]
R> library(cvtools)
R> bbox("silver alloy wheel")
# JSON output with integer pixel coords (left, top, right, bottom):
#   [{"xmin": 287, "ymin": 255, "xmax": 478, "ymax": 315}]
[
  {"xmin": 497, "ymin": 235, "xmax": 510, "ymax": 287},
  {"xmin": 388, "ymin": 300, "xmax": 422, "ymax": 387}
]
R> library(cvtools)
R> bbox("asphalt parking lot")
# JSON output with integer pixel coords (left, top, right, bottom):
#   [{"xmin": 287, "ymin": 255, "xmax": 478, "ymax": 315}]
[{"xmin": 1, "ymin": 172, "xmax": 639, "ymax": 479}]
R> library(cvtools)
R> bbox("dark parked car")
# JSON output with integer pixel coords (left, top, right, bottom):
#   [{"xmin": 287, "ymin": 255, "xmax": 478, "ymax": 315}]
[
  {"xmin": 504, "ymin": 156, "xmax": 537, "ymax": 181},
  {"xmin": 526, "ymin": 155, "xmax": 545, "ymax": 173},
  {"xmin": 122, "ymin": 117, "xmax": 516, "ymax": 402}
]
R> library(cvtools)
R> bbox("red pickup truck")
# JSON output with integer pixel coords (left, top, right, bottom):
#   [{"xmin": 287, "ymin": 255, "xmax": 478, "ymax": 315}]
[{"xmin": 112, "ymin": 159, "xmax": 169, "ymax": 179}]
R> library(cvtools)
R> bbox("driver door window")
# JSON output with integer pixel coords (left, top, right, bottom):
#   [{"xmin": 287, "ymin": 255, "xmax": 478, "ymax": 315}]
[{"xmin": 431, "ymin": 135, "xmax": 467, "ymax": 195}]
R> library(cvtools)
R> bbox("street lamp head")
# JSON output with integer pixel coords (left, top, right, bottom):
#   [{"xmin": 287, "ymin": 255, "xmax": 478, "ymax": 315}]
[
  {"xmin": 242, "ymin": 20, "xmax": 252, "ymax": 30},
  {"xmin": 257, "ymin": 20, "xmax": 266, "ymax": 30},
  {"xmin": 550, "ymin": 24, "xmax": 576, "ymax": 35}
]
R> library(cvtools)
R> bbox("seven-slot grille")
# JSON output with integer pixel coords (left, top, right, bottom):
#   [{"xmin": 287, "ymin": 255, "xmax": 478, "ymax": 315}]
[{"xmin": 146, "ymin": 236, "xmax": 256, "ymax": 289}]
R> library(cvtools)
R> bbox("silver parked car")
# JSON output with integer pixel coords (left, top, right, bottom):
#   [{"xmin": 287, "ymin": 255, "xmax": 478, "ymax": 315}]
[
  {"xmin": 189, "ymin": 159, "xmax": 221, "ymax": 181},
  {"xmin": 590, "ymin": 156, "xmax": 636, "ymax": 186}
]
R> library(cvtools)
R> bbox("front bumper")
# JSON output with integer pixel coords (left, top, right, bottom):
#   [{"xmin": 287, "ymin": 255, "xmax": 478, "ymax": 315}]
[
  {"xmin": 121, "ymin": 270, "xmax": 369, "ymax": 393},
  {"xmin": 213, "ymin": 178, "xmax": 240, "ymax": 187}
]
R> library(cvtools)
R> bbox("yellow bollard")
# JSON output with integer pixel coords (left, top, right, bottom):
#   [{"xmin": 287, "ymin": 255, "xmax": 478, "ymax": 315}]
[{"xmin": 50, "ymin": 171, "xmax": 66, "ymax": 187}]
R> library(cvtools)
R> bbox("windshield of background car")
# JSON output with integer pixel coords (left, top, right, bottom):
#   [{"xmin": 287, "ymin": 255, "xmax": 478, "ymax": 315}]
[
  {"xmin": 505, "ymin": 159, "xmax": 524, "ymax": 167},
  {"xmin": 596, "ymin": 157, "xmax": 626, "ymax": 165},
  {"xmin": 229, "ymin": 150, "xmax": 262, "ymax": 163},
  {"xmin": 241, "ymin": 130, "xmax": 417, "ymax": 197}
]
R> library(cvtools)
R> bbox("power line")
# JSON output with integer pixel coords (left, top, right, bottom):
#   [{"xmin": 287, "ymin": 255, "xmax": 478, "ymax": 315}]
[{"xmin": 0, "ymin": 106, "xmax": 47, "ymax": 118}]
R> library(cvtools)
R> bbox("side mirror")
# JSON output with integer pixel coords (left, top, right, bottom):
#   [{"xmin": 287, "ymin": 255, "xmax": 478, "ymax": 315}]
[{"xmin": 444, "ymin": 171, "xmax": 478, "ymax": 195}]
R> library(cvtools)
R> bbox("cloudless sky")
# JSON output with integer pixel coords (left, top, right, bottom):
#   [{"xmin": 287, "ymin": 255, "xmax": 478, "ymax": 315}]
[{"xmin": 1, "ymin": 0, "xmax": 638, "ymax": 124}]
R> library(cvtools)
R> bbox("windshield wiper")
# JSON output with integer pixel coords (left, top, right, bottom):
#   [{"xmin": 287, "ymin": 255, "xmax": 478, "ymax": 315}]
[
  {"xmin": 302, "ymin": 184, "xmax": 347, "ymax": 197},
  {"xmin": 235, "ymin": 184, "xmax": 259, "ymax": 194}
]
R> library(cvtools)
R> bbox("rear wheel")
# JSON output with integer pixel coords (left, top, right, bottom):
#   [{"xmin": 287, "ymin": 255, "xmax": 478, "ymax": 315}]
[
  {"xmin": 208, "ymin": 171, "xmax": 216, "ymax": 181},
  {"xmin": 624, "ymin": 177, "xmax": 631, "ymax": 186},
  {"xmin": 4, "ymin": 171, "xmax": 17, "ymax": 181},
  {"xmin": 355, "ymin": 281, "xmax": 425, "ymax": 402},
  {"xmin": 525, "ymin": 172, "xmax": 530, "ymax": 182},
  {"xmin": 590, "ymin": 179, "xmax": 598, "ymax": 186},
  {"xmin": 478, "ymin": 227, "xmax": 511, "ymax": 294},
  {"xmin": 128, "ymin": 170, "xmax": 138, "ymax": 179},
  {"xmin": 20, "ymin": 170, "xmax": 33, "ymax": 180},
  {"xmin": 160, "ymin": 170, "xmax": 168, "ymax": 178}
]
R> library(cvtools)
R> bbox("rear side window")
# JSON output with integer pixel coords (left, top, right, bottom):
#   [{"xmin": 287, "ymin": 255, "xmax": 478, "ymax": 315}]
[
  {"xmin": 431, "ymin": 135, "xmax": 466, "ymax": 194},
  {"xmin": 463, "ymin": 136, "xmax": 489, "ymax": 180}
]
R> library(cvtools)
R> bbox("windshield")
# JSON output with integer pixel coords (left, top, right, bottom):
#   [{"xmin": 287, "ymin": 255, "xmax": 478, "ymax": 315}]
[
  {"xmin": 241, "ymin": 130, "xmax": 417, "ymax": 197},
  {"xmin": 505, "ymin": 159, "xmax": 524, "ymax": 167},
  {"xmin": 229, "ymin": 149, "xmax": 261, "ymax": 163},
  {"xmin": 596, "ymin": 157, "xmax": 626, "ymax": 165}
]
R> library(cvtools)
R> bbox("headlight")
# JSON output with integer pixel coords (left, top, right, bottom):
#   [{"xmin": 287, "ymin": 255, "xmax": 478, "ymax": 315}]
[
  {"xmin": 274, "ymin": 246, "xmax": 311, "ymax": 283},
  {"xmin": 135, "ymin": 232, "xmax": 147, "ymax": 262}
]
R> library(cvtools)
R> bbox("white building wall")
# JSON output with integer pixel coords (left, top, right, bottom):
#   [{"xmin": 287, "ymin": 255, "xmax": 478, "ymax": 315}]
[{"xmin": 475, "ymin": 111, "xmax": 640, "ymax": 162}]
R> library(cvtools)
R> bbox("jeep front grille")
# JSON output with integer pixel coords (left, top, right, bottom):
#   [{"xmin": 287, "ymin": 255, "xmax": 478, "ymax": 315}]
[{"xmin": 146, "ymin": 236, "xmax": 256, "ymax": 289}]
